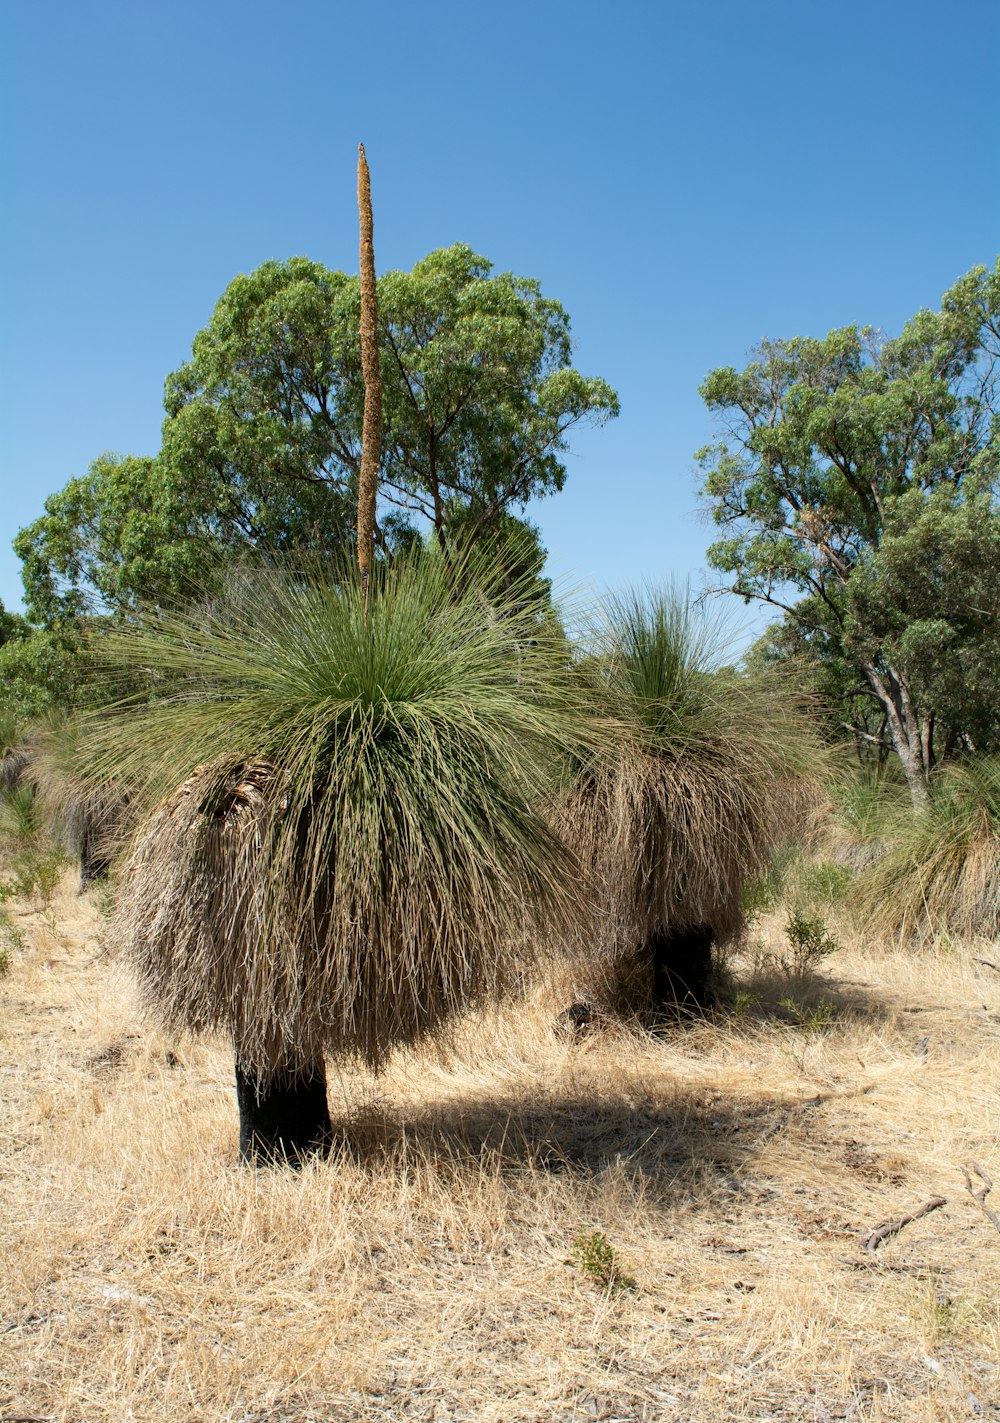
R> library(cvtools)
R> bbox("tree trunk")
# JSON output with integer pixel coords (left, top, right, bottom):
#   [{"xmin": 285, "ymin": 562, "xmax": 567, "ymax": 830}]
[
  {"xmin": 234, "ymin": 1056, "xmax": 333, "ymax": 1166},
  {"xmin": 648, "ymin": 924, "xmax": 715, "ymax": 1017},
  {"xmin": 859, "ymin": 659, "xmax": 931, "ymax": 812}
]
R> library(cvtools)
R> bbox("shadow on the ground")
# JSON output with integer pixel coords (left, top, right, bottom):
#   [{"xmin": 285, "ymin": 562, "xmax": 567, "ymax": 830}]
[
  {"xmin": 321, "ymin": 1073, "xmax": 852, "ymax": 1209},
  {"xmin": 713, "ymin": 961, "xmax": 897, "ymax": 1030},
  {"xmin": 301, "ymin": 967, "xmax": 899, "ymax": 1203}
]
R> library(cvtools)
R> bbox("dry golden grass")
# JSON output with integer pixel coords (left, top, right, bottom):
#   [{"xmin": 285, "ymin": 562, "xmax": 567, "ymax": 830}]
[{"xmin": 2, "ymin": 874, "xmax": 999, "ymax": 1422}]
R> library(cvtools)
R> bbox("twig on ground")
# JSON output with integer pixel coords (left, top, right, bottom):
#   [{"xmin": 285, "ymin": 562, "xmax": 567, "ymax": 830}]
[
  {"xmin": 860, "ymin": 1196, "xmax": 947, "ymax": 1253},
  {"xmin": 838, "ymin": 1257, "xmax": 951, "ymax": 1275},
  {"xmin": 757, "ymin": 1084, "xmax": 875, "ymax": 1146},
  {"xmin": 961, "ymin": 1161, "xmax": 1000, "ymax": 1236},
  {"xmin": 974, "ymin": 957, "xmax": 1000, "ymax": 975}
]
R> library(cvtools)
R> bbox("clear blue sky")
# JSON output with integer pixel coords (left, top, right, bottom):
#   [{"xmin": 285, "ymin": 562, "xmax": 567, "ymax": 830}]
[{"xmin": 2, "ymin": 0, "xmax": 997, "ymax": 633}]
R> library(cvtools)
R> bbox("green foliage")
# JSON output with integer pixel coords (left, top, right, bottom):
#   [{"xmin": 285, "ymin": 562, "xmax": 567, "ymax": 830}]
[
  {"xmin": 0, "ymin": 784, "xmax": 67, "ymax": 909},
  {"xmin": 570, "ymin": 1230, "xmax": 637, "ymax": 1295},
  {"xmin": 728, "ymin": 988, "xmax": 762, "ymax": 1020},
  {"xmin": 3, "ymin": 847, "xmax": 65, "ymax": 909},
  {"xmin": 596, "ymin": 587, "xmax": 819, "ymax": 774},
  {"xmin": 0, "ymin": 904, "xmax": 25, "ymax": 974},
  {"xmin": 845, "ymin": 486, "xmax": 1000, "ymax": 751},
  {"xmin": 777, "ymin": 995, "xmax": 836, "ymax": 1032},
  {"xmin": 795, "ymin": 861, "xmax": 853, "ymax": 906},
  {"xmin": 12, "ymin": 454, "xmax": 233, "ymax": 624},
  {"xmin": 699, "ymin": 258, "xmax": 1000, "ymax": 799},
  {"xmin": 15, "ymin": 247, "xmax": 616, "ymax": 643},
  {"xmin": 741, "ymin": 847, "xmax": 797, "ymax": 918},
  {"xmin": 0, "ymin": 621, "xmax": 98, "ymax": 718},
  {"xmin": 0, "ymin": 598, "xmax": 28, "ymax": 647},
  {"xmin": 161, "ymin": 243, "xmax": 617, "ymax": 561},
  {"xmin": 781, "ymin": 907, "xmax": 839, "ymax": 978}
]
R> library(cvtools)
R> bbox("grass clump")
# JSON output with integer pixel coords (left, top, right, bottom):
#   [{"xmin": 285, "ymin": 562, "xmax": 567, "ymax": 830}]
[
  {"xmin": 0, "ymin": 782, "xmax": 67, "ymax": 908},
  {"xmin": 853, "ymin": 756, "xmax": 1000, "ymax": 941},
  {"xmin": 0, "ymin": 710, "xmax": 27, "ymax": 794}
]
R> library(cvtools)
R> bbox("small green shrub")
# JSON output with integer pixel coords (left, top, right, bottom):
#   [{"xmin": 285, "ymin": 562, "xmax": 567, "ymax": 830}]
[
  {"xmin": 728, "ymin": 988, "xmax": 761, "ymax": 1021},
  {"xmin": 570, "ymin": 1230, "xmax": 637, "ymax": 1295},
  {"xmin": 1, "ymin": 845, "xmax": 67, "ymax": 909},
  {"xmin": 797, "ymin": 861, "xmax": 853, "ymax": 906},
  {"xmin": 742, "ymin": 845, "xmax": 800, "ymax": 919},
  {"xmin": 777, "ymin": 995, "xmax": 836, "ymax": 1032},
  {"xmin": 782, "ymin": 907, "xmax": 838, "ymax": 979},
  {"xmin": 0, "ymin": 905, "xmax": 24, "ymax": 975}
]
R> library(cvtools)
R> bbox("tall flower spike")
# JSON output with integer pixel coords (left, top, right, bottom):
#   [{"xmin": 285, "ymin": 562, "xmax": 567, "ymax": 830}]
[{"xmin": 356, "ymin": 143, "xmax": 381, "ymax": 608}]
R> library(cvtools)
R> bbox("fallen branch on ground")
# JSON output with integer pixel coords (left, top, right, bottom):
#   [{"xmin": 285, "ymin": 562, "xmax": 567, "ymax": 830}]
[
  {"xmin": 973, "ymin": 958, "xmax": 1000, "ymax": 975},
  {"xmin": 961, "ymin": 1161, "xmax": 1000, "ymax": 1237},
  {"xmin": 860, "ymin": 1196, "xmax": 947, "ymax": 1253}
]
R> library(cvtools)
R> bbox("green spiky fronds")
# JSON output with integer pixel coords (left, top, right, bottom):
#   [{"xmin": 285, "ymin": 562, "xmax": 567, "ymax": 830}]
[
  {"xmin": 78, "ymin": 555, "xmax": 598, "ymax": 1077},
  {"xmin": 557, "ymin": 586, "xmax": 824, "ymax": 958},
  {"xmin": 853, "ymin": 757, "xmax": 1000, "ymax": 941}
]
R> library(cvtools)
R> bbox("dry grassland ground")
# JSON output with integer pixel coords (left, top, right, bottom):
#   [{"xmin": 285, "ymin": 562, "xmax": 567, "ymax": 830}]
[{"xmin": 2, "ymin": 873, "xmax": 999, "ymax": 1422}]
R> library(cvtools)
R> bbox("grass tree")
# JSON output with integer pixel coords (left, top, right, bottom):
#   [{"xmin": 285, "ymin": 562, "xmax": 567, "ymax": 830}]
[
  {"xmin": 852, "ymin": 756, "xmax": 1000, "ymax": 942},
  {"xmin": 25, "ymin": 714, "xmax": 126, "ymax": 889},
  {"xmin": 81, "ymin": 556, "xmax": 592, "ymax": 1162},
  {"xmin": 558, "ymin": 587, "xmax": 822, "ymax": 1015}
]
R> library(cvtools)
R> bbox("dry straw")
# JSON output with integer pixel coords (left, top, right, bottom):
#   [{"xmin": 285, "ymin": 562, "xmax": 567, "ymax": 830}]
[{"xmin": 24, "ymin": 714, "xmax": 129, "ymax": 876}]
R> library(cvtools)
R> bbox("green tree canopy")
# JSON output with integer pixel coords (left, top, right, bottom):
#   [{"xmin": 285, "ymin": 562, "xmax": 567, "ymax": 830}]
[
  {"xmin": 161, "ymin": 242, "xmax": 617, "ymax": 560},
  {"xmin": 14, "ymin": 455, "xmax": 213, "ymax": 623},
  {"xmin": 0, "ymin": 598, "xmax": 27, "ymax": 648},
  {"xmin": 15, "ymin": 245, "xmax": 617, "ymax": 625},
  {"xmin": 698, "ymin": 258, "xmax": 1000, "ymax": 805}
]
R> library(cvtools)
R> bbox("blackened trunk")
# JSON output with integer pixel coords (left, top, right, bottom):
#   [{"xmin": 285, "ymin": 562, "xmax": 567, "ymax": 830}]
[
  {"xmin": 79, "ymin": 813, "xmax": 110, "ymax": 891},
  {"xmin": 234, "ymin": 1057, "xmax": 333, "ymax": 1166},
  {"xmin": 649, "ymin": 924, "xmax": 715, "ymax": 1017}
]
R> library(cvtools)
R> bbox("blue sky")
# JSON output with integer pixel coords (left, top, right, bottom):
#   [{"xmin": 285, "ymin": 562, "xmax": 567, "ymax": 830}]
[{"xmin": 2, "ymin": 0, "xmax": 997, "ymax": 636}]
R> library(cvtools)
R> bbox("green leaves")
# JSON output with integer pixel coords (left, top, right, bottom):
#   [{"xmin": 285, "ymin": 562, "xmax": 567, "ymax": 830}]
[
  {"xmin": 698, "ymin": 258, "xmax": 1000, "ymax": 790},
  {"xmin": 163, "ymin": 243, "xmax": 618, "ymax": 556},
  {"xmin": 844, "ymin": 487, "xmax": 1000, "ymax": 746}
]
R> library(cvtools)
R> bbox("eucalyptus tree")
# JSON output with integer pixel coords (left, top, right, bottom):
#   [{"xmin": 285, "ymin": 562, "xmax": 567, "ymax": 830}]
[
  {"xmin": 15, "ymin": 247, "xmax": 616, "ymax": 636},
  {"xmin": 160, "ymin": 242, "xmax": 618, "ymax": 560},
  {"xmin": 698, "ymin": 258, "xmax": 1000, "ymax": 807}
]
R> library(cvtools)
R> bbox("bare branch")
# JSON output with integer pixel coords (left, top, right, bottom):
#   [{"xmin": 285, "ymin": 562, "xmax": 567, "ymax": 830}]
[
  {"xmin": 962, "ymin": 1162, "xmax": 1000, "ymax": 1237},
  {"xmin": 860, "ymin": 1196, "xmax": 947, "ymax": 1253}
]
